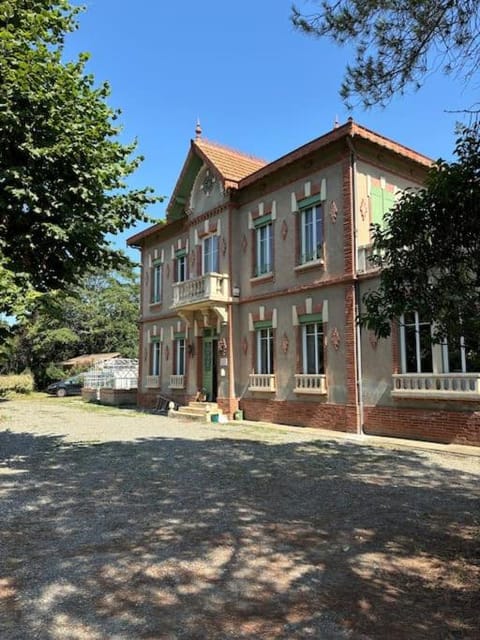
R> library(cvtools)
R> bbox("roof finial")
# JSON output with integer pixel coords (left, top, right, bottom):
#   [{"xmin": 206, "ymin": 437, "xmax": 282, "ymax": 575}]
[
  {"xmin": 195, "ymin": 118, "xmax": 202, "ymax": 139},
  {"xmin": 334, "ymin": 115, "xmax": 339, "ymax": 129}
]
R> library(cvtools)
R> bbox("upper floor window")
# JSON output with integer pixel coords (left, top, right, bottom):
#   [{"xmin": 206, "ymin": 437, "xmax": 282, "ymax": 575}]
[
  {"xmin": 302, "ymin": 321, "xmax": 324, "ymax": 374},
  {"xmin": 256, "ymin": 326, "xmax": 274, "ymax": 374},
  {"xmin": 175, "ymin": 252, "xmax": 187, "ymax": 282},
  {"xmin": 300, "ymin": 205, "xmax": 323, "ymax": 264},
  {"xmin": 150, "ymin": 262, "xmax": 162, "ymax": 304},
  {"xmin": 255, "ymin": 222, "xmax": 273, "ymax": 277},
  {"xmin": 202, "ymin": 235, "xmax": 219, "ymax": 274}
]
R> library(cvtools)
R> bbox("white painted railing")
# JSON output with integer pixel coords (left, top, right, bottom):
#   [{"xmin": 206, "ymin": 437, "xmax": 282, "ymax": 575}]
[
  {"xmin": 392, "ymin": 373, "xmax": 480, "ymax": 399},
  {"xmin": 146, "ymin": 375, "xmax": 160, "ymax": 388},
  {"xmin": 294, "ymin": 374, "xmax": 327, "ymax": 394},
  {"xmin": 248, "ymin": 374, "xmax": 276, "ymax": 392},
  {"xmin": 169, "ymin": 374, "xmax": 185, "ymax": 389},
  {"xmin": 172, "ymin": 273, "xmax": 230, "ymax": 309}
]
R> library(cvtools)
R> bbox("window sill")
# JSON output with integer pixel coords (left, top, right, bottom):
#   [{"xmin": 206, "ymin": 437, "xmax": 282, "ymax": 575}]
[
  {"xmin": 250, "ymin": 272, "xmax": 274, "ymax": 285},
  {"xmin": 149, "ymin": 301, "xmax": 163, "ymax": 308},
  {"xmin": 294, "ymin": 259, "xmax": 324, "ymax": 273}
]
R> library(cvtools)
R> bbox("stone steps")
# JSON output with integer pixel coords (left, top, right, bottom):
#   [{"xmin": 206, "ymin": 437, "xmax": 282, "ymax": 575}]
[{"xmin": 169, "ymin": 401, "xmax": 223, "ymax": 423}]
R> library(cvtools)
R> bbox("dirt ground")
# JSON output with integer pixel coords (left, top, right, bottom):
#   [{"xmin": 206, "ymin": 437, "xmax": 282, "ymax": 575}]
[{"xmin": 0, "ymin": 396, "xmax": 479, "ymax": 639}]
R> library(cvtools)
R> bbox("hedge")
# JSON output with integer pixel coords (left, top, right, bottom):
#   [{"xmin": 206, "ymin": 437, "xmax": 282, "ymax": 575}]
[{"xmin": 0, "ymin": 374, "xmax": 35, "ymax": 396}]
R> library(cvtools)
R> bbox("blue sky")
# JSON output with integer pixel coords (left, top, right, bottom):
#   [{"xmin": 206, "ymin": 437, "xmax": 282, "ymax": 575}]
[{"xmin": 64, "ymin": 1, "xmax": 478, "ymax": 256}]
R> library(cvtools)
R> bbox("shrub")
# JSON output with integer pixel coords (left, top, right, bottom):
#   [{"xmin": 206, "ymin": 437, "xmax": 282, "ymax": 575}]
[{"xmin": 0, "ymin": 373, "xmax": 35, "ymax": 396}]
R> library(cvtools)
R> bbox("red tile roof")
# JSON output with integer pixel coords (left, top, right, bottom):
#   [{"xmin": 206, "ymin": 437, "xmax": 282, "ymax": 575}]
[{"xmin": 193, "ymin": 138, "xmax": 267, "ymax": 186}]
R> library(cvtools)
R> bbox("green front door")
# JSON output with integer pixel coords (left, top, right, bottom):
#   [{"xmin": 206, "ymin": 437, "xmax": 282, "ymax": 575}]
[{"xmin": 202, "ymin": 329, "xmax": 217, "ymax": 401}]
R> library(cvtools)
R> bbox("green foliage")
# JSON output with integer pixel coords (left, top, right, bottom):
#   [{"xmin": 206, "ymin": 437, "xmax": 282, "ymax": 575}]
[
  {"xmin": 0, "ymin": 0, "xmax": 160, "ymax": 311},
  {"xmin": 361, "ymin": 123, "xmax": 480, "ymax": 356},
  {"xmin": 0, "ymin": 373, "xmax": 34, "ymax": 396},
  {"xmin": 291, "ymin": 1, "xmax": 480, "ymax": 107},
  {"xmin": 0, "ymin": 264, "xmax": 140, "ymax": 388}
]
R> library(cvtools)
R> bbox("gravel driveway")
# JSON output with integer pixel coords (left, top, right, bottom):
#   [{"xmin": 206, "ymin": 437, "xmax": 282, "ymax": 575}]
[{"xmin": 1, "ymin": 397, "xmax": 479, "ymax": 639}]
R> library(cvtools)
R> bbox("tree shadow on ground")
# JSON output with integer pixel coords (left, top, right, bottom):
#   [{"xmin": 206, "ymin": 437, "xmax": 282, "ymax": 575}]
[{"xmin": 0, "ymin": 428, "xmax": 479, "ymax": 639}]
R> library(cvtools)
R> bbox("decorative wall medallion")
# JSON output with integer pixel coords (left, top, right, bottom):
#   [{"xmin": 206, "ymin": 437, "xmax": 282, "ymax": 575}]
[
  {"xmin": 242, "ymin": 337, "xmax": 248, "ymax": 355},
  {"xmin": 330, "ymin": 327, "xmax": 341, "ymax": 350},
  {"xmin": 218, "ymin": 337, "xmax": 227, "ymax": 357},
  {"xmin": 166, "ymin": 263, "xmax": 170, "ymax": 279},
  {"xmin": 201, "ymin": 170, "xmax": 215, "ymax": 196},
  {"xmin": 369, "ymin": 331, "xmax": 378, "ymax": 350},
  {"xmin": 282, "ymin": 332, "xmax": 289, "ymax": 354},
  {"xmin": 241, "ymin": 234, "xmax": 248, "ymax": 253},
  {"xmin": 281, "ymin": 219, "xmax": 288, "ymax": 240},
  {"xmin": 329, "ymin": 200, "xmax": 338, "ymax": 223},
  {"xmin": 221, "ymin": 236, "xmax": 227, "ymax": 256},
  {"xmin": 165, "ymin": 345, "xmax": 169, "ymax": 361},
  {"xmin": 360, "ymin": 198, "xmax": 368, "ymax": 221}
]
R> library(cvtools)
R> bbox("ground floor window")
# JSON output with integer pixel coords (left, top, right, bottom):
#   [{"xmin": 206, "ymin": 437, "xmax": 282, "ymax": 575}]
[
  {"xmin": 256, "ymin": 327, "xmax": 274, "ymax": 374},
  {"xmin": 400, "ymin": 312, "xmax": 480, "ymax": 373},
  {"xmin": 400, "ymin": 312, "xmax": 433, "ymax": 373},
  {"xmin": 150, "ymin": 341, "xmax": 161, "ymax": 376},
  {"xmin": 302, "ymin": 322, "xmax": 324, "ymax": 374},
  {"xmin": 174, "ymin": 337, "xmax": 185, "ymax": 375}
]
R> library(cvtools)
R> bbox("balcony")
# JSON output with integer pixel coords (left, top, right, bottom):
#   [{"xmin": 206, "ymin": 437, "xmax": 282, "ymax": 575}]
[
  {"xmin": 146, "ymin": 375, "xmax": 160, "ymax": 388},
  {"xmin": 357, "ymin": 244, "xmax": 379, "ymax": 274},
  {"xmin": 294, "ymin": 374, "xmax": 327, "ymax": 394},
  {"xmin": 169, "ymin": 374, "xmax": 185, "ymax": 389},
  {"xmin": 392, "ymin": 373, "xmax": 480, "ymax": 400},
  {"xmin": 171, "ymin": 273, "xmax": 231, "ymax": 311},
  {"xmin": 248, "ymin": 374, "xmax": 276, "ymax": 392}
]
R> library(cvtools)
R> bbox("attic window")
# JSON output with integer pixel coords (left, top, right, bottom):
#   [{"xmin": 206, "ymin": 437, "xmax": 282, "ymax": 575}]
[{"xmin": 201, "ymin": 169, "xmax": 215, "ymax": 196}]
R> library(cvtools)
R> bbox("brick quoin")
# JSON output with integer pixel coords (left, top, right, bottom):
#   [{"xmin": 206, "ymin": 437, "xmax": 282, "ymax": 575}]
[
  {"xmin": 364, "ymin": 405, "xmax": 480, "ymax": 446},
  {"xmin": 240, "ymin": 398, "xmax": 357, "ymax": 433}
]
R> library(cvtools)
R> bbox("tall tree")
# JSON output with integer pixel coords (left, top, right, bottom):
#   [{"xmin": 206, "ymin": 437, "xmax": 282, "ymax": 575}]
[
  {"xmin": 0, "ymin": 0, "xmax": 159, "ymax": 310},
  {"xmin": 361, "ymin": 123, "xmax": 480, "ymax": 364},
  {"xmin": 1, "ymin": 264, "xmax": 140, "ymax": 388},
  {"xmin": 292, "ymin": 1, "xmax": 480, "ymax": 108}
]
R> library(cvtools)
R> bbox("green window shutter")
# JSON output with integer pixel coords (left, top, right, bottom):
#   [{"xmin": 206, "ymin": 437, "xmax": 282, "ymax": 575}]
[
  {"xmin": 383, "ymin": 190, "xmax": 396, "ymax": 215},
  {"xmin": 370, "ymin": 186, "xmax": 384, "ymax": 227}
]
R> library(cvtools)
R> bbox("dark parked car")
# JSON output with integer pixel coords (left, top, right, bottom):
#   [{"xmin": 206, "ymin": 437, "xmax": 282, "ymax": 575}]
[{"xmin": 46, "ymin": 375, "xmax": 83, "ymax": 397}]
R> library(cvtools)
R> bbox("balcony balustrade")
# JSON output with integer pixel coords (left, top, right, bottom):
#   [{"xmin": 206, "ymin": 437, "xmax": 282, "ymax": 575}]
[
  {"xmin": 169, "ymin": 374, "xmax": 185, "ymax": 389},
  {"xmin": 294, "ymin": 374, "xmax": 327, "ymax": 394},
  {"xmin": 171, "ymin": 272, "xmax": 231, "ymax": 310},
  {"xmin": 357, "ymin": 244, "xmax": 380, "ymax": 273},
  {"xmin": 146, "ymin": 375, "xmax": 160, "ymax": 388},
  {"xmin": 248, "ymin": 374, "xmax": 276, "ymax": 392},
  {"xmin": 392, "ymin": 373, "xmax": 480, "ymax": 400}
]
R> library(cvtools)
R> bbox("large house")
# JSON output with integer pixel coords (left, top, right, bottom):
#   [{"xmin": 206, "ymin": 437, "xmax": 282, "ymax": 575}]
[{"xmin": 127, "ymin": 119, "xmax": 480, "ymax": 446}]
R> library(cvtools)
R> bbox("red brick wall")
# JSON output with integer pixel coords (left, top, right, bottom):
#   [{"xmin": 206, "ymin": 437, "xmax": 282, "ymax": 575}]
[
  {"xmin": 240, "ymin": 398, "xmax": 357, "ymax": 433},
  {"xmin": 364, "ymin": 405, "xmax": 480, "ymax": 446}
]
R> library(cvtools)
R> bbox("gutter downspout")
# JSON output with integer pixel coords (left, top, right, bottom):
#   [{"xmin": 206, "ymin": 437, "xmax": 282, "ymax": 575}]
[{"xmin": 346, "ymin": 135, "xmax": 365, "ymax": 436}]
